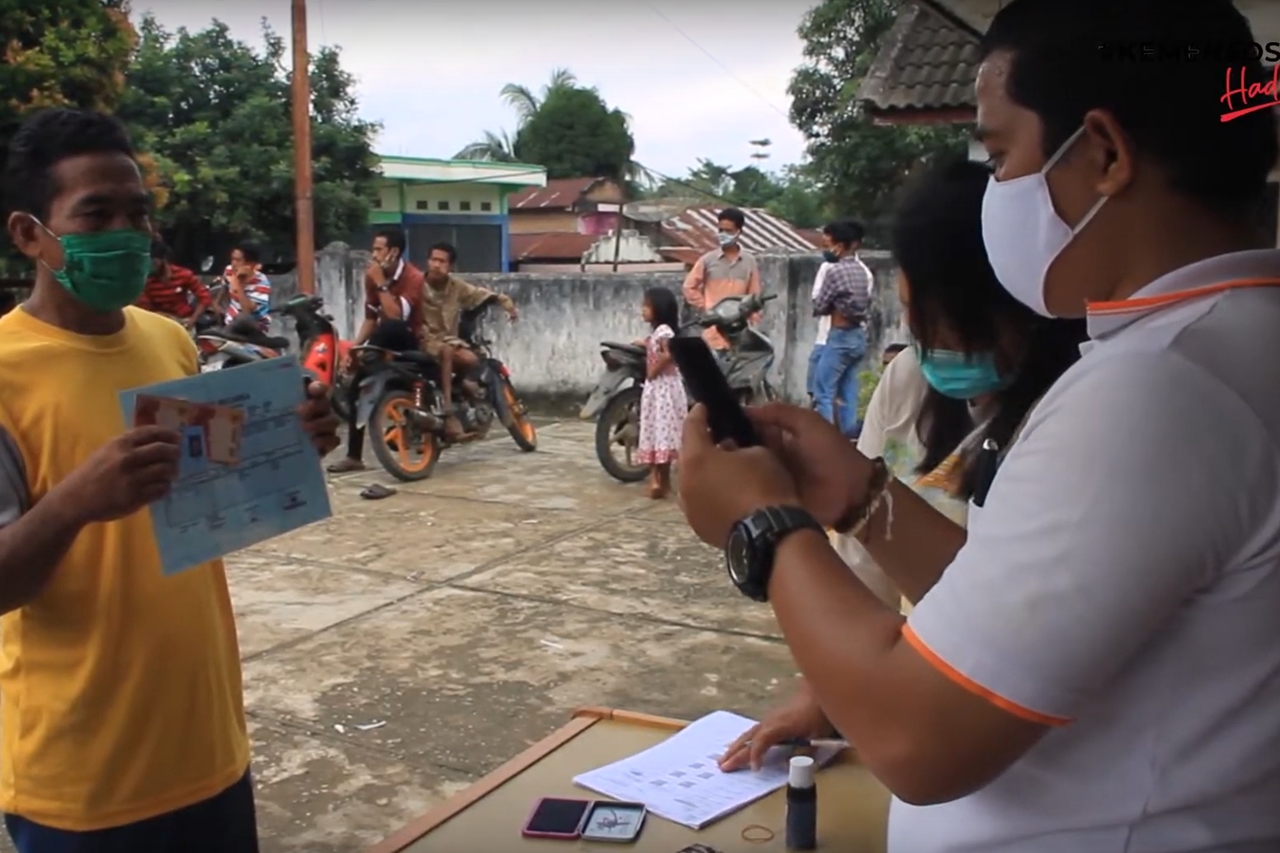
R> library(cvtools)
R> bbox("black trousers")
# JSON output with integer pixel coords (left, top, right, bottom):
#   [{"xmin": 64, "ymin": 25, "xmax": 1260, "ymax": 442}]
[{"xmin": 346, "ymin": 320, "xmax": 418, "ymax": 459}]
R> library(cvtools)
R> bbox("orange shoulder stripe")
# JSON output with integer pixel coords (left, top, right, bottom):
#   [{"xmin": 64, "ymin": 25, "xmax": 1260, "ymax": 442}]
[{"xmin": 902, "ymin": 624, "xmax": 1072, "ymax": 728}]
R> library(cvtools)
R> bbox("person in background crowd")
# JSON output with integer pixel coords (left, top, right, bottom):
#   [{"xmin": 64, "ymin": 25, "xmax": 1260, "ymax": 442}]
[
  {"xmin": 136, "ymin": 237, "xmax": 211, "ymax": 330},
  {"xmin": 223, "ymin": 241, "xmax": 271, "ymax": 332},
  {"xmin": 0, "ymin": 106, "xmax": 339, "ymax": 853},
  {"xmin": 327, "ymin": 227, "xmax": 425, "ymax": 474},
  {"xmin": 678, "ymin": 0, "xmax": 1280, "ymax": 849},
  {"xmin": 881, "ymin": 342, "xmax": 908, "ymax": 368},
  {"xmin": 682, "ymin": 207, "xmax": 761, "ymax": 354},
  {"xmin": 805, "ymin": 255, "xmax": 834, "ymax": 406},
  {"xmin": 811, "ymin": 220, "xmax": 872, "ymax": 438},
  {"xmin": 635, "ymin": 287, "xmax": 688, "ymax": 500},
  {"xmin": 420, "ymin": 242, "xmax": 518, "ymax": 440}
]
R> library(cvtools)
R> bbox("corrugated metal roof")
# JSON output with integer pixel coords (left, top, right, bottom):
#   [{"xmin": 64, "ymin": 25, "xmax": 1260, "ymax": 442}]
[
  {"xmin": 658, "ymin": 206, "xmax": 821, "ymax": 256},
  {"xmin": 509, "ymin": 231, "xmax": 600, "ymax": 261},
  {"xmin": 857, "ymin": 1, "xmax": 979, "ymax": 117},
  {"xmin": 507, "ymin": 177, "xmax": 603, "ymax": 211}
]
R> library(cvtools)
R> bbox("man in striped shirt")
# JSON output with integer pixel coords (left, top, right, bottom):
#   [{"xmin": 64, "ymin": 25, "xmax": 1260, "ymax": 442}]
[
  {"xmin": 811, "ymin": 220, "xmax": 871, "ymax": 437},
  {"xmin": 136, "ymin": 238, "xmax": 211, "ymax": 328},
  {"xmin": 224, "ymin": 241, "xmax": 272, "ymax": 332}
]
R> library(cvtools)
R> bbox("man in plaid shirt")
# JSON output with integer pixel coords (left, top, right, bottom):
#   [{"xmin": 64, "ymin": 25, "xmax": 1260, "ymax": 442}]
[{"xmin": 811, "ymin": 219, "xmax": 871, "ymax": 437}]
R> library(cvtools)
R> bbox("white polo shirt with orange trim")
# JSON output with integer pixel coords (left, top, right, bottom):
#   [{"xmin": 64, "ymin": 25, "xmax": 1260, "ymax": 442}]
[{"xmin": 890, "ymin": 249, "xmax": 1280, "ymax": 853}]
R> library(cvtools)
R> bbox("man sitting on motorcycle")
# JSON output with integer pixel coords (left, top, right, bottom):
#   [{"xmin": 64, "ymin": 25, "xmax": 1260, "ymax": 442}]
[
  {"xmin": 327, "ymin": 227, "xmax": 425, "ymax": 473},
  {"xmin": 681, "ymin": 207, "xmax": 762, "ymax": 359},
  {"xmin": 136, "ymin": 237, "xmax": 212, "ymax": 330},
  {"xmin": 420, "ymin": 241, "xmax": 518, "ymax": 439}
]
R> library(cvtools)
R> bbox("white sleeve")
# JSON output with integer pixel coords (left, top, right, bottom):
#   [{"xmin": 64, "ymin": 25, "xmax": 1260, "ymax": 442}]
[
  {"xmin": 857, "ymin": 346, "xmax": 928, "ymax": 460},
  {"xmin": 810, "ymin": 263, "xmax": 829, "ymax": 300},
  {"xmin": 904, "ymin": 352, "xmax": 1280, "ymax": 724}
]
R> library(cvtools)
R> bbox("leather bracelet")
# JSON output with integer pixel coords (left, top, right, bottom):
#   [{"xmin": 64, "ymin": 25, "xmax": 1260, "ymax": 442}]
[{"xmin": 833, "ymin": 456, "xmax": 888, "ymax": 534}]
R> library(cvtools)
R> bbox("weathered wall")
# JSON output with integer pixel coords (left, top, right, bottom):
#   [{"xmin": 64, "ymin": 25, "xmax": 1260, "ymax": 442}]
[{"xmin": 273, "ymin": 244, "xmax": 906, "ymax": 405}]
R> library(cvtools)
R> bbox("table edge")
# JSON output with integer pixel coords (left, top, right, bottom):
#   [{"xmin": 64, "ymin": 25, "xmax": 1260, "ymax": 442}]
[{"xmin": 359, "ymin": 706, "xmax": 689, "ymax": 853}]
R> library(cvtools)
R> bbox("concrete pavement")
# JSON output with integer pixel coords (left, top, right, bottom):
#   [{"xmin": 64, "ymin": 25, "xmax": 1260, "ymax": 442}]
[{"xmin": 239, "ymin": 419, "xmax": 801, "ymax": 851}]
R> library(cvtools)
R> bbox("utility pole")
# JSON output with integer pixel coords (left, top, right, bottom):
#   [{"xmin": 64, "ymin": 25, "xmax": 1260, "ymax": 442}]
[{"xmin": 291, "ymin": 0, "xmax": 316, "ymax": 295}]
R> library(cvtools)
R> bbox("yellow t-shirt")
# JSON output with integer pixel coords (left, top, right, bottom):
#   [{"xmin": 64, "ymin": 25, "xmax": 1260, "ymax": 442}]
[{"xmin": 0, "ymin": 306, "xmax": 249, "ymax": 831}]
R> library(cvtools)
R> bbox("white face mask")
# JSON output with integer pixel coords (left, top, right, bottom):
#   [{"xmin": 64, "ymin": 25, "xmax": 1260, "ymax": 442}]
[{"xmin": 980, "ymin": 126, "xmax": 1109, "ymax": 317}]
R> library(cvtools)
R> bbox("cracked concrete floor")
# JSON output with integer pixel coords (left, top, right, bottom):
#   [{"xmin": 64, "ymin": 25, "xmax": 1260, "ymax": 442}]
[{"xmin": 232, "ymin": 419, "xmax": 800, "ymax": 852}]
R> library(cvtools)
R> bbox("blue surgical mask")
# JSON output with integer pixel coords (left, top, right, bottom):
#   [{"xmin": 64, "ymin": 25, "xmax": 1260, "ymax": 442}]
[
  {"xmin": 717, "ymin": 232, "xmax": 738, "ymax": 248},
  {"xmin": 916, "ymin": 347, "xmax": 1011, "ymax": 399},
  {"xmin": 822, "ymin": 250, "xmax": 839, "ymax": 263}
]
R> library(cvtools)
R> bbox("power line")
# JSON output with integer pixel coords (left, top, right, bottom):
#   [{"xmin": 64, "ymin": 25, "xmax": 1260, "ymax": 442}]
[{"xmin": 646, "ymin": 4, "xmax": 792, "ymax": 122}]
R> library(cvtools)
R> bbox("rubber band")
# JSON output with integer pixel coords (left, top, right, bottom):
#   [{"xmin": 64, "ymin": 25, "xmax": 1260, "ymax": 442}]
[{"xmin": 741, "ymin": 824, "xmax": 775, "ymax": 843}]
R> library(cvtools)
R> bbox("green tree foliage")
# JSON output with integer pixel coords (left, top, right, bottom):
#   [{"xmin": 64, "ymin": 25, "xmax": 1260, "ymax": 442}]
[
  {"xmin": 512, "ymin": 84, "xmax": 635, "ymax": 182},
  {"xmin": 645, "ymin": 159, "xmax": 827, "ymax": 229},
  {"xmin": 460, "ymin": 69, "xmax": 637, "ymax": 184},
  {"xmin": 0, "ymin": 0, "xmax": 136, "ymax": 185},
  {"xmin": 789, "ymin": 0, "xmax": 971, "ymax": 242},
  {"xmin": 116, "ymin": 15, "xmax": 379, "ymax": 263}
]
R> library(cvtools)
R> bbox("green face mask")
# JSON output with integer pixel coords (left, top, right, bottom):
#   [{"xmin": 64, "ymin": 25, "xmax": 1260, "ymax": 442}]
[{"xmin": 37, "ymin": 224, "xmax": 152, "ymax": 313}]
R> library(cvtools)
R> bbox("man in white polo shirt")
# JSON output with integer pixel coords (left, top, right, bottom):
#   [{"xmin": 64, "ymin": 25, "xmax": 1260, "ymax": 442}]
[{"xmin": 674, "ymin": 0, "xmax": 1280, "ymax": 851}]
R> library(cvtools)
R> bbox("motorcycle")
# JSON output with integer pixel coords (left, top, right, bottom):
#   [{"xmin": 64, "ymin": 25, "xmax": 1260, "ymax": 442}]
[
  {"xmin": 354, "ymin": 294, "xmax": 538, "ymax": 481},
  {"xmin": 195, "ymin": 315, "xmax": 290, "ymax": 372},
  {"xmin": 583, "ymin": 291, "xmax": 779, "ymax": 483},
  {"xmin": 275, "ymin": 293, "xmax": 354, "ymax": 418}
]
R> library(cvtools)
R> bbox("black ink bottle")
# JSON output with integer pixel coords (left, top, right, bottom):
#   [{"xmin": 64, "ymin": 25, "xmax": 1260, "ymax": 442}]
[{"xmin": 786, "ymin": 755, "xmax": 817, "ymax": 850}]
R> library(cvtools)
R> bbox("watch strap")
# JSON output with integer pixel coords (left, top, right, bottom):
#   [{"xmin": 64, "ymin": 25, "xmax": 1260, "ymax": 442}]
[{"xmin": 733, "ymin": 505, "xmax": 824, "ymax": 602}]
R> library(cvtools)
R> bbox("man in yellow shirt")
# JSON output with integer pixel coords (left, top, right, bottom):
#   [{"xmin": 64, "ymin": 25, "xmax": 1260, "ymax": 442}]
[{"xmin": 0, "ymin": 108, "xmax": 339, "ymax": 852}]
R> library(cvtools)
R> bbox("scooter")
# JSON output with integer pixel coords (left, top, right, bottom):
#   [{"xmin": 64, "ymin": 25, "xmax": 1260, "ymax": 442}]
[
  {"xmin": 275, "ymin": 293, "xmax": 354, "ymax": 417},
  {"xmin": 583, "ymin": 292, "xmax": 778, "ymax": 483},
  {"xmin": 195, "ymin": 316, "xmax": 290, "ymax": 372}
]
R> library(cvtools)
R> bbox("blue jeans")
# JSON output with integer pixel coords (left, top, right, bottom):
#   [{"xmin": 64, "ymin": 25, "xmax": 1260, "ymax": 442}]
[
  {"xmin": 812, "ymin": 327, "xmax": 865, "ymax": 438},
  {"xmin": 806, "ymin": 344, "xmax": 825, "ymax": 404},
  {"xmin": 5, "ymin": 770, "xmax": 258, "ymax": 853}
]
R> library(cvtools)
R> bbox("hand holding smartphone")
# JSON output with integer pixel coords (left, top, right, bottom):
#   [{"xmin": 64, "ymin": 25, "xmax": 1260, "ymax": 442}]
[{"xmin": 668, "ymin": 336, "xmax": 758, "ymax": 448}]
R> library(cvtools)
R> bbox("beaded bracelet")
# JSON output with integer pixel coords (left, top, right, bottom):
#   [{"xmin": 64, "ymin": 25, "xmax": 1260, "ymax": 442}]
[{"xmin": 833, "ymin": 456, "xmax": 889, "ymax": 535}]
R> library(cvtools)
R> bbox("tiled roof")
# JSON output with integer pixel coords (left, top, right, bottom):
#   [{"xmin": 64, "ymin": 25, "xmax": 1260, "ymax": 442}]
[
  {"xmin": 657, "ymin": 206, "xmax": 821, "ymax": 257},
  {"xmin": 509, "ymin": 231, "xmax": 600, "ymax": 262},
  {"xmin": 507, "ymin": 177, "xmax": 602, "ymax": 211},
  {"xmin": 857, "ymin": 1, "xmax": 979, "ymax": 117}
]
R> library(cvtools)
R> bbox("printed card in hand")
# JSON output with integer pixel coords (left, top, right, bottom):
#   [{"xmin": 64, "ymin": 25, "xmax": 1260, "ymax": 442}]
[
  {"xmin": 190, "ymin": 403, "xmax": 245, "ymax": 465},
  {"xmin": 134, "ymin": 395, "xmax": 245, "ymax": 466}
]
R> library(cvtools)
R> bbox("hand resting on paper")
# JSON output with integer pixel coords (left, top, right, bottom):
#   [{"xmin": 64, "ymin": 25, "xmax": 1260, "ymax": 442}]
[
  {"xmin": 719, "ymin": 679, "xmax": 835, "ymax": 773},
  {"xmin": 298, "ymin": 381, "xmax": 341, "ymax": 457}
]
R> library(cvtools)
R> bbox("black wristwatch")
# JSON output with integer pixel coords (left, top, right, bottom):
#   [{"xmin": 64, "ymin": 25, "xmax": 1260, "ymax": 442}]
[{"xmin": 725, "ymin": 506, "xmax": 824, "ymax": 602}]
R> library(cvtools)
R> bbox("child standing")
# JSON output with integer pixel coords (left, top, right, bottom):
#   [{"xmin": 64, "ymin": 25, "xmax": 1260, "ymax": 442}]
[{"xmin": 636, "ymin": 287, "xmax": 687, "ymax": 499}]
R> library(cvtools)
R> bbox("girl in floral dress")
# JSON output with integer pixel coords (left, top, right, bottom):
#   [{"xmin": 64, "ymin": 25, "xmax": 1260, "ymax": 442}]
[{"xmin": 636, "ymin": 287, "xmax": 687, "ymax": 499}]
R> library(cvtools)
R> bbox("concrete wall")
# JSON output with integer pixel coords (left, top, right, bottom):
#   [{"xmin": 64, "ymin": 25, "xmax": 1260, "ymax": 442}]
[{"xmin": 272, "ymin": 244, "xmax": 906, "ymax": 406}]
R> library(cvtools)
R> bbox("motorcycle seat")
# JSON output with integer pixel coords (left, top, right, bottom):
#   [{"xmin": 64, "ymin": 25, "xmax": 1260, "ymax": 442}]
[
  {"xmin": 392, "ymin": 351, "xmax": 439, "ymax": 366},
  {"xmin": 601, "ymin": 341, "xmax": 645, "ymax": 356}
]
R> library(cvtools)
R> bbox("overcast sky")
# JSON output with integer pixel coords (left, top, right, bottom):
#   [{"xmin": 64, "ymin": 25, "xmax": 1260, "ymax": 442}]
[{"xmin": 133, "ymin": 0, "xmax": 817, "ymax": 180}]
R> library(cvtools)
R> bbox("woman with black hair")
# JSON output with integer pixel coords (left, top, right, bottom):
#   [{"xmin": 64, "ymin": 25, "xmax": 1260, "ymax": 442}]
[{"xmin": 734, "ymin": 154, "xmax": 1088, "ymax": 761}]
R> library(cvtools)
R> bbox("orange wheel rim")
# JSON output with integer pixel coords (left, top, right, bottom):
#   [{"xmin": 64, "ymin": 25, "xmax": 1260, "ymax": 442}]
[
  {"xmin": 382, "ymin": 398, "xmax": 435, "ymax": 473},
  {"xmin": 503, "ymin": 383, "xmax": 536, "ymax": 442}
]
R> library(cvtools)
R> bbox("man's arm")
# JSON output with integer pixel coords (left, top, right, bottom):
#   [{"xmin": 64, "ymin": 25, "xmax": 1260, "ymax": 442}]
[
  {"xmin": 767, "ymin": 353, "xmax": 1272, "ymax": 805},
  {"xmin": 457, "ymin": 279, "xmax": 514, "ymax": 314},
  {"xmin": 179, "ymin": 268, "xmax": 211, "ymax": 323},
  {"xmin": 682, "ymin": 257, "xmax": 708, "ymax": 310},
  {"xmin": 0, "ymin": 426, "xmax": 85, "ymax": 615}
]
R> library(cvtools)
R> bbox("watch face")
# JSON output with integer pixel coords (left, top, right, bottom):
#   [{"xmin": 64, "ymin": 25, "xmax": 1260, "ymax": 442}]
[{"xmin": 726, "ymin": 526, "xmax": 751, "ymax": 585}]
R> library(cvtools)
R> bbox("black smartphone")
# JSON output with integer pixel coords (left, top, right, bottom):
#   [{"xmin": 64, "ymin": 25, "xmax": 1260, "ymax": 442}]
[
  {"xmin": 668, "ymin": 335, "xmax": 759, "ymax": 447},
  {"xmin": 521, "ymin": 797, "xmax": 591, "ymax": 839}
]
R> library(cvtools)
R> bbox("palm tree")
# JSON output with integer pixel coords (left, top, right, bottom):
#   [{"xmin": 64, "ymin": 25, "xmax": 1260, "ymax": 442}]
[{"xmin": 454, "ymin": 68, "xmax": 578, "ymax": 161}]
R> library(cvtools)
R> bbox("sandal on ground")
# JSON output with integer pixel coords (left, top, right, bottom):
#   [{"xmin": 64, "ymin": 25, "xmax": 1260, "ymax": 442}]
[{"xmin": 359, "ymin": 484, "xmax": 397, "ymax": 500}]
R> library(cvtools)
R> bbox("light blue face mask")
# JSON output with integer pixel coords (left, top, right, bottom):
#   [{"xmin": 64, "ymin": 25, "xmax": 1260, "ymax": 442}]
[{"xmin": 916, "ymin": 347, "xmax": 1012, "ymax": 400}]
